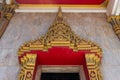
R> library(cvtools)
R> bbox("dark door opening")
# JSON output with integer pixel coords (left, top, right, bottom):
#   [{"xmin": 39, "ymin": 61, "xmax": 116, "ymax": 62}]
[{"xmin": 41, "ymin": 73, "xmax": 80, "ymax": 80}]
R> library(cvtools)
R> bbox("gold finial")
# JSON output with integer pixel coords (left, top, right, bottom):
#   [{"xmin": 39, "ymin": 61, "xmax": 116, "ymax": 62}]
[
  {"xmin": 56, "ymin": 7, "xmax": 64, "ymax": 23},
  {"xmin": 58, "ymin": 7, "xmax": 63, "ymax": 17}
]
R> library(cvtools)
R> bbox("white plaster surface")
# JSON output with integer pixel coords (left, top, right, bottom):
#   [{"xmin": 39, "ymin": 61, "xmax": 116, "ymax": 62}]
[
  {"xmin": 0, "ymin": 13, "xmax": 120, "ymax": 80},
  {"xmin": 107, "ymin": 0, "xmax": 120, "ymax": 15}
]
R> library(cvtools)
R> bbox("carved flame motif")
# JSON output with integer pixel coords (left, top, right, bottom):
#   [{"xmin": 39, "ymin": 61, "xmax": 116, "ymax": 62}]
[{"xmin": 44, "ymin": 8, "xmax": 81, "ymax": 46}]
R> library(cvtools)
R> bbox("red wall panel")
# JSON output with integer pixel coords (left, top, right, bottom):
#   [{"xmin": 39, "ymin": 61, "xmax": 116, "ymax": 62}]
[
  {"xmin": 26, "ymin": 46, "xmax": 90, "ymax": 65},
  {"xmin": 16, "ymin": 0, "xmax": 105, "ymax": 5},
  {"xmin": 22, "ymin": 46, "xmax": 94, "ymax": 80}
]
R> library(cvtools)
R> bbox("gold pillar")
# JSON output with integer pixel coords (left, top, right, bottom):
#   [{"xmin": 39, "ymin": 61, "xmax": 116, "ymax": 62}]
[
  {"xmin": 18, "ymin": 54, "xmax": 37, "ymax": 80},
  {"xmin": 85, "ymin": 54, "xmax": 102, "ymax": 80},
  {"xmin": 0, "ymin": 1, "xmax": 17, "ymax": 39},
  {"xmin": 108, "ymin": 16, "xmax": 120, "ymax": 39}
]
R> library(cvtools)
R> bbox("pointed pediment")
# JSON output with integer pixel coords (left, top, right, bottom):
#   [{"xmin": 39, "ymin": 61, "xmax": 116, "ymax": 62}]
[
  {"xmin": 18, "ymin": 8, "xmax": 102, "ymax": 58},
  {"xmin": 18, "ymin": 7, "xmax": 103, "ymax": 80},
  {"xmin": 38, "ymin": 7, "xmax": 83, "ymax": 45}
]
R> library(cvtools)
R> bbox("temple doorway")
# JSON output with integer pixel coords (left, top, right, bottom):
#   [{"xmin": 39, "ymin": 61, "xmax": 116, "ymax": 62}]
[
  {"xmin": 18, "ymin": 8, "xmax": 102, "ymax": 80},
  {"xmin": 41, "ymin": 73, "xmax": 80, "ymax": 80},
  {"xmin": 35, "ymin": 65, "xmax": 86, "ymax": 80}
]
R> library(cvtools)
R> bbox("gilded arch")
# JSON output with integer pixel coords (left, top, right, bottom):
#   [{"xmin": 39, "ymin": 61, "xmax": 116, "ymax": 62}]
[{"xmin": 18, "ymin": 8, "xmax": 102, "ymax": 80}]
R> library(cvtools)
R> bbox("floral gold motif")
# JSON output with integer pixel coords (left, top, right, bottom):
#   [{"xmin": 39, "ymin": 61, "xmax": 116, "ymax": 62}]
[
  {"xmin": 108, "ymin": 15, "xmax": 120, "ymax": 40},
  {"xmin": 0, "ymin": 0, "xmax": 17, "ymax": 39}
]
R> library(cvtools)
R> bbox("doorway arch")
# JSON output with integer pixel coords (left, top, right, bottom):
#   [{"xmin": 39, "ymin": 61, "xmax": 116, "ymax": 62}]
[{"xmin": 18, "ymin": 8, "xmax": 102, "ymax": 80}]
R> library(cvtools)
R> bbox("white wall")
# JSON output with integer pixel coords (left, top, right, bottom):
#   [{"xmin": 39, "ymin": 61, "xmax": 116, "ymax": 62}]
[
  {"xmin": 0, "ymin": 0, "xmax": 3, "ymax": 3},
  {"xmin": 115, "ymin": 0, "xmax": 120, "ymax": 15},
  {"xmin": 107, "ymin": 0, "xmax": 120, "ymax": 16},
  {"xmin": 6, "ymin": 0, "xmax": 11, "ymax": 4}
]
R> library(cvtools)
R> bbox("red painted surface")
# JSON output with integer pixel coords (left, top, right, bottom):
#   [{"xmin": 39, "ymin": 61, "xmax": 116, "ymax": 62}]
[
  {"xmin": 0, "ymin": 12, "xmax": 1, "ymax": 18},
  {"xmin": 29, "ymin": 46, "xmax": 90, "ymax": 65},
  {"xmin": 16, "ymin": 0, "xmax": 105, "ymax": 5},
  {"xmin": 33, "ymin": 56, "xmax": 38, "ymax": 80},
  {"xmin": 83, "ymin": 55, "xmax": 90, "ymax": 80},
  {"xmin": 20, "ymin": 46, "xmax": 97, "ymax": 80}
]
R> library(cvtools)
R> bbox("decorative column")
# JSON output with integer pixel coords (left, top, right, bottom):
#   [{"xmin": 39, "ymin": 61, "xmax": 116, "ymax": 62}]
[
  {"xmin": 0, "ymin": 0, "xmax": 17, "ymax": 39},
  {"xmin": 108, "ymin": 16, "xmax": 120, "ymax": 39},
  {"xmin": 107, "ymin": 0, "xmax": 120, "ymax": 16},
  {"xmin": 18, "ymin": 54, "xmax": 37, "ymax": 80},
  {"xmin": 85, "ymin": 54, "xmax": 102, "ymax": 80}
]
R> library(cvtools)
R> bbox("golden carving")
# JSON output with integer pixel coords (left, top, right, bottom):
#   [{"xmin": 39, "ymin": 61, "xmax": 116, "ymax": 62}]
[
  {"xmin": 18, "ymin": 7, "xmax": 102, "ymax": 80},
  {"xmin": 85, "ymin": 54, "xmax": 102, "ymax": 80},
  {"xmin": 18, "ymin": 54, "xmax": 37, "ymax": 80},
  {"xmin": 1, "ymin": 0, "xmax": 17, "ymax": 20},
  {"xmin": 18, "ymin": 8, "xmax": 102, "ymax": 57},
  {"xmin": 0, "ymin": 0, "xmax": 17, "ymax": 39},
  {"xmin": 108, "ymin": 16, "xmax": 120, "ymax": 39}
]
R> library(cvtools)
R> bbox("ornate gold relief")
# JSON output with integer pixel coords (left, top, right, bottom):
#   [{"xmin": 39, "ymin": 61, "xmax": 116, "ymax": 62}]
[
  {"xmin": 18, "ymin": 54, "xmax": 37, "ymax": 80},
  {"xmin": 18, "ymin": 8, "xmax": 102, "ymax": 57},
  {"xmin": 1, "ymin": 0, "xmax": 17, "ymax": 20},
  {"xmin": 0, "ymin": 0, "xmax": 17, "ymax": 39},
  {"xmin": 18, "ymin": 7, "xmax": 102, "ymax": 80},
  {"xmin": 108, "ymin": 16, "xmax": 120, "ymax": 39},
  {"xmin": 85, "ymin": 54, "xmax": 102, "ymax": 80}
]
